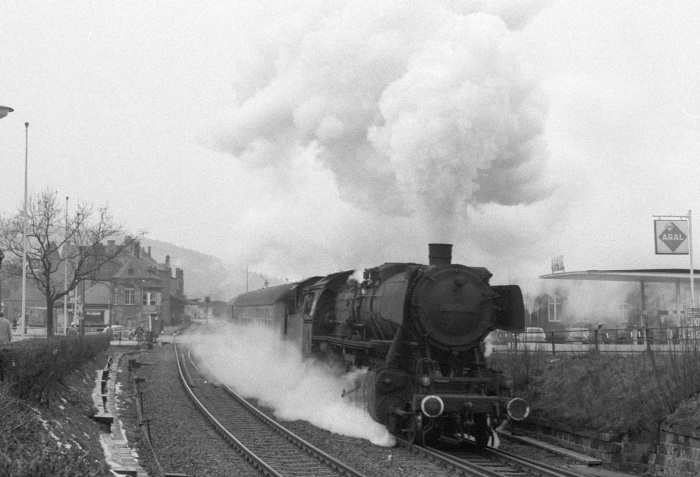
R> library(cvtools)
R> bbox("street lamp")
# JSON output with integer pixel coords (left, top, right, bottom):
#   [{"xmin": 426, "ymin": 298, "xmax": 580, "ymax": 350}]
[
  {"xmin": 0, "ymin": 105, "xmax": 13, "ymax": 119},
  {"xmin": 0, "ymin": 106, "xmax": 12, "ymax": 317},
  {"xmin": 21, "ymin": 122, "xmax": 29, "ymax": 334}
]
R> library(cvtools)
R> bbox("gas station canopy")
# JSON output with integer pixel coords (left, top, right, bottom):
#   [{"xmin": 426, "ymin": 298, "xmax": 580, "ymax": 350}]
[
  {"xmin": 539, "ymin": 269, "xmax": 700, "ymax": 324},
  {"xmin": 540, "ymin": 269, "xmax": 700, "ymax": 284}
]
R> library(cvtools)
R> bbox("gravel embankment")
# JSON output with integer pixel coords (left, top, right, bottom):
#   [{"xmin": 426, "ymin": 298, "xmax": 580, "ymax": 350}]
[{"xmin": 116, "ymin": 343, "xmax": 260, "ymax": 477}]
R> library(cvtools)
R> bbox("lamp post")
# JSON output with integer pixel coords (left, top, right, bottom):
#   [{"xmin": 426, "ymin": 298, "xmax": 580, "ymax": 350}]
[
  {"xmin": 21, "ymin": 122, "xmax": 29, "ymax": 334},
  {"xmin": 0, "ymin": 105, "xmax": 13, "ymax": 119},
  {"xmin": 63, "ymin": 197, "xmax": 68, "ymax": 335},
  {"xmin": 0, "ymin": 106, "xmax": 13, "ymax": 318}
]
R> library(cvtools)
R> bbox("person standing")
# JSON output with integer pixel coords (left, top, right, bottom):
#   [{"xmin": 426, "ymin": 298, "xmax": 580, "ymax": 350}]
[{"xmin": 0, "ymin": 312, "xmax": 11, "ymax": 344}]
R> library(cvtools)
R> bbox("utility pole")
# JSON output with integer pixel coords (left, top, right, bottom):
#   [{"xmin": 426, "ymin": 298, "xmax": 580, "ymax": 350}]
[{"xmin": 63, "ymin": 196, "xmax": 68, "ymax": 335}]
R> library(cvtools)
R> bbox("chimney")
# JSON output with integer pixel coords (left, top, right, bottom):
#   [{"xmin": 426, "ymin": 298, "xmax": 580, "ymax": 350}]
[
  {"xmin": 428, "ymin": 243, "xmax": 452, "ymax": 266},
  {"xmin": 165, "ymin": 255, "xmax": 170, "ymax": 268},
  {"xmin": 134, "ymin": 241, "xmax": 141, "ymax": 258},
  {"xmin": 148, "ymin": 246, "xmax": 151, "ymax": 257}
]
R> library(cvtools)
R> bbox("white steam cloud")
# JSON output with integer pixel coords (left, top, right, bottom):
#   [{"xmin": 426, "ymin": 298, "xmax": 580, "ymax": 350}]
[
  {"xmin": 187, "ymin": 323, "xmax": 395, "ymax": 447},
  {"xmin": 214, "ymin": 1, "xmax": 550, "ymax": 219},
  {"xmin": 208, "ymin": 0, "xmax": 556, "ymax": 286}
]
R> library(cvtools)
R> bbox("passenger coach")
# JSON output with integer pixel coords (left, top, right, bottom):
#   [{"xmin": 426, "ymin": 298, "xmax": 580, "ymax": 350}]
[{"xmin": 229, "ymin": 277, "xmax": 320, "ymax": 354}]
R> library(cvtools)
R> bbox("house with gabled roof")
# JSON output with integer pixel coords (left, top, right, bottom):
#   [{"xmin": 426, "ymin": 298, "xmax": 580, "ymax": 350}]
[
  {"xmin": 3, "ymin": 236, "xmax": 187, "ymax": 333},
  {"xmin": 107, "ymin": 238, "xmax": 186, "ymax": 331}
]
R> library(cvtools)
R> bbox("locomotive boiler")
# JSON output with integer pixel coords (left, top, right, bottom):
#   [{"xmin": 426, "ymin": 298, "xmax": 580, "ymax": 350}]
[{"xmin": 230, "ymin": 244, "xmax": 529, "ymax": 446}]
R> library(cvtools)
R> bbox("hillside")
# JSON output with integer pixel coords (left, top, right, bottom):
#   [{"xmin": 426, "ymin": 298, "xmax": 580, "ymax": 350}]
[{"xmin": 140, "ymin": 238, "xmax": 285, "ymax": 302}]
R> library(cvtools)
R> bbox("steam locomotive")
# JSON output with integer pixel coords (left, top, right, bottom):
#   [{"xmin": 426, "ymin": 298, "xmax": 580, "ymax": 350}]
[{"xmin": 229, "ymin": 244, "xmax": 529, "ymax": 446}]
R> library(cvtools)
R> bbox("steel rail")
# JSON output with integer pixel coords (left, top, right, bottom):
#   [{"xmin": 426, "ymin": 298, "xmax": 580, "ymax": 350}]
[
  {"xmin": 175, "ymin": 338, "xmax": 369, "ymax": 477},
  {"xmin": 395, "ymin": 436, "xmax": 587, "ymax": 477},
  {"xmin": 219, "ymin": 381, "xmax": 367, "ymax": 477},
  {"xmin": 485, "ymin": 446, "xmax": 589, "ymax": 477},
  {"xmin": 174, "ymin": 340, "xmax": 285, "ymax": 477},
  {"xmin": 396, "ymin": 438, "xmax": 517, "ymax": 477}
]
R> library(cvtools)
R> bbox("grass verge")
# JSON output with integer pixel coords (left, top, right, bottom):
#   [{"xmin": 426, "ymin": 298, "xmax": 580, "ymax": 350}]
[{"xmin": 490, "ymin": 344, "xmax": 700, "ymax": 436}]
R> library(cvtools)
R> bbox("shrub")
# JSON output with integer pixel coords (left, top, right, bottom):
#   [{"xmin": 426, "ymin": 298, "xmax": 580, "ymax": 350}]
[
  {"xmin": 0, "ymin": 371, "xmax": 110, "ymax": 476},
  {"xmin": 0, "ymin": 334, "xmax": 110, "ymax": 402},
  {"xmin": 489, "ymin": 347, "xmax": 700, "ymax": 435}
]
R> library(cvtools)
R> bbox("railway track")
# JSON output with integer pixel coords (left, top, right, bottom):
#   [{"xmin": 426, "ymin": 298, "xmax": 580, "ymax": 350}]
[
  {"xmin": 409, "ymin": 441, "xmax": 592, "ymax": 477},
  {"xmin": 175, "ymin": 338, "xmax": 589, "ymax": 477},
  {"xmin": 174, "ymin": 340, "xmax": 369, "ymax": 477}
]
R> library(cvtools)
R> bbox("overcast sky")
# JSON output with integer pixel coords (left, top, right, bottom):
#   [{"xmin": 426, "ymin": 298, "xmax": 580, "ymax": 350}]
[{"xmin": 1, "ymin": 1, "xmax": 699, "ymax": 296}]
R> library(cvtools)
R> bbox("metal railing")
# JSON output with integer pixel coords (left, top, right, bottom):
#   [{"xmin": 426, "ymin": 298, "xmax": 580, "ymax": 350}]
[{"xmin": 490, "ymin": 326, "xmax": 700, "ymax": 354}]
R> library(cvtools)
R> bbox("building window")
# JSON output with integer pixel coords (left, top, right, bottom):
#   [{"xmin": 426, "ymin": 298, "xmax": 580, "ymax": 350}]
[
  {"xmin": 548, "ymin": 297, "xmax": 562, "ymax": 322},
  {"xmin": 142, "ymin": 292, "xmax": 160, "ymax": 306},
  {"xmin": 124, "ymin": 288, "xmax": 135, "ymax": 305},
  {"xmin": 618, "ymin": 303, "xmax": 629, "ymax": 323}
]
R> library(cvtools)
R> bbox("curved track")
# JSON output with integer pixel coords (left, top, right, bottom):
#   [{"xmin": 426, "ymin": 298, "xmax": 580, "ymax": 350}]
[{"xmin": 174, "ymin": 340, "xmax": 368, "ymax": 477}]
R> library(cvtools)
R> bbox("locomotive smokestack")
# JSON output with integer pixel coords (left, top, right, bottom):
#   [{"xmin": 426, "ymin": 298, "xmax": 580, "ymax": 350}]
[{"xmin": 428, "ymin": 243, "xmax": 452, "ymax": 266}]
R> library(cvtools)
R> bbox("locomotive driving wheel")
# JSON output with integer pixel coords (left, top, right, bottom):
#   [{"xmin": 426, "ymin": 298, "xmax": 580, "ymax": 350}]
[{"xmin": 404, "ymin": 412, "xmax": 424, "ymax": 445}]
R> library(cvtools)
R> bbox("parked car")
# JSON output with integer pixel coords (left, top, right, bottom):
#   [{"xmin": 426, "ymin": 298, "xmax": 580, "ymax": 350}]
[
  {"xmin": 525, "ymin": 327, "xmax": 546, "ymax": 342},
  {"xmin": 105, "ymin": 325, "xmax": 128, "ymax": 340},
  {"xmin": 487, "ymin": 330, "xmax": 514, "ymax": 345},
  {"xmin": 568, "ymin": 328, "xmax": 591, "ymax": 343}
]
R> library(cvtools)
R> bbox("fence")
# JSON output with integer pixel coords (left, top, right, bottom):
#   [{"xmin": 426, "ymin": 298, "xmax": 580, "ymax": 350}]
[{"xmin": 490, "ymin": 326, "xmax": 700, "ymax": 354}]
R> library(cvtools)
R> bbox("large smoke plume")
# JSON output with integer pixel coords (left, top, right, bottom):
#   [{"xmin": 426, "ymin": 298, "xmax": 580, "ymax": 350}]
[{"xmin": 210, "ymin": 0, "xmax": 555, "ymax": 282}]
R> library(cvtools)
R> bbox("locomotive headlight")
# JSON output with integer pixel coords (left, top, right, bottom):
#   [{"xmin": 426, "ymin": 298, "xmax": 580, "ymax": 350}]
[
  {"xmin": 419, "ymin": 376, "xmax": 431, "ymax": 387},
  {"xmin": 420, "ymin": 395, "xmax": 445, "ymax": 418},
  {"xmin": 506, "ymin": 397, "xmax": 530, "ymax": 421}
]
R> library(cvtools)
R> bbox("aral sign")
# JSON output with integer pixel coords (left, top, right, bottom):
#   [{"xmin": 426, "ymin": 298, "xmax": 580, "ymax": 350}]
[{"xmin": 655, "ymin": 220, "xmax": 689, "ymax": 254}]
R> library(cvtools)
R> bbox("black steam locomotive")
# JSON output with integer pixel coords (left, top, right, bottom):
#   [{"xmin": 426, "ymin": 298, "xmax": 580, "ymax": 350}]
[{"xmin": 230, "ymin": 244, "xmax": 529, "ymax": 446}]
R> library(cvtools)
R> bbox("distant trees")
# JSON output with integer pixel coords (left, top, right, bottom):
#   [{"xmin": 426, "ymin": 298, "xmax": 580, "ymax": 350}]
[{"xmin": 0, "ymin": 189, "xmax": 143, "ymax": 337}]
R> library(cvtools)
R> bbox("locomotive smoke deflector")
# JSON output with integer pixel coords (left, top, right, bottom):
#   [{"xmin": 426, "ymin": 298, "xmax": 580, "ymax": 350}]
[{"xmin": 428, "ymin": 243, "xmax": 452, "ymax": 266}]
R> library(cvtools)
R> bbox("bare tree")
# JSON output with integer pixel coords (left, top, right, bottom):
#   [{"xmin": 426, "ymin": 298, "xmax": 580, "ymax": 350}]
[{"xmin": 0, "ymin": 189, "xmax": 144, "ymax": 337}]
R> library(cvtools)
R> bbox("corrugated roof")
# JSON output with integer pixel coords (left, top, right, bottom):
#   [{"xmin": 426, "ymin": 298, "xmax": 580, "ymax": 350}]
[{"xmin": 231, "ymin": 283, "xmax": 297, "ymax": 307}]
